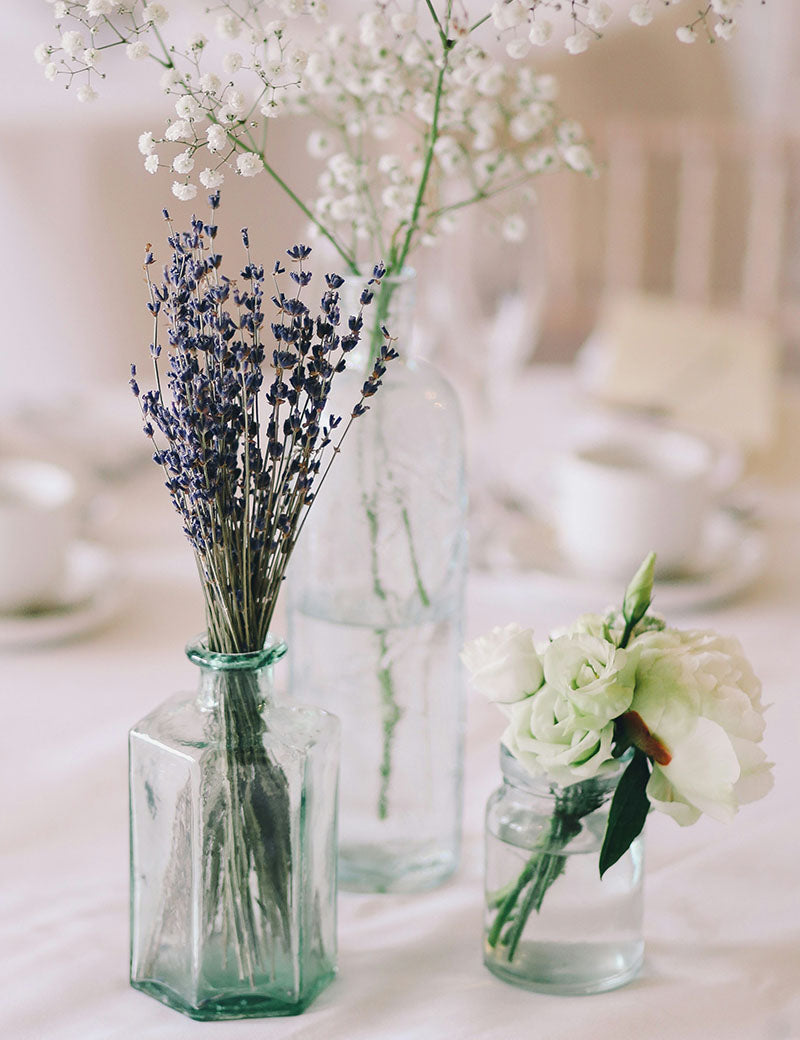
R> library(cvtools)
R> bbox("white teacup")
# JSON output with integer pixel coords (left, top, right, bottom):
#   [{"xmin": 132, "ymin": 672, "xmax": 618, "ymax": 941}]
[
  {"xmin": 0, "ymin": 458, "xmax": 78, "ymax": 613},
  {"xmin": 555, "ymin": 429, "xmax": 718, "ymax": 581}
]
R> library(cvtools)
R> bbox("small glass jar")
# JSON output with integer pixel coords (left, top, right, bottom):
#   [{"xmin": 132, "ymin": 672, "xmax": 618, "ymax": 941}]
[
  {"xmin": 129, "ymin": 636, "xmax": 339, "ymax": 1020},
  {"xmin": 484, "ymin": 747, "xmax": 644, "ymax": 995}
]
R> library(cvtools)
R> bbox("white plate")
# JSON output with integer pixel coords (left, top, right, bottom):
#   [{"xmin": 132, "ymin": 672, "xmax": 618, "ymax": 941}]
[
  {"xmin": 488, "ymin": 508, "xmax": 766, "ymax": 613},
  {"xmin": 0, "ymin": 541, "xmax": 124, "ymax": 649}
]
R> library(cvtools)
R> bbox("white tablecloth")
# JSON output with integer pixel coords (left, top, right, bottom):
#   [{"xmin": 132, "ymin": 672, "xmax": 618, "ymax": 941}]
[{"xmin": 3, "ymin": 368, "xmax": 800, "ymax": 1040}]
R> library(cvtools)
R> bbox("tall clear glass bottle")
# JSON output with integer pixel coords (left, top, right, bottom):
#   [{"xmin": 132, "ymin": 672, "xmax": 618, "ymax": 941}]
[
  {"xmin": 129, "ymin": 636, "xmax": 339, "ymax": 1020},
  {"xmin": 484, "ymin": 748, "xmax": 644, "ymax": 995},
  {"xmin": 288, "ymin": 270, "xmax": 467, "ymax": 892}
]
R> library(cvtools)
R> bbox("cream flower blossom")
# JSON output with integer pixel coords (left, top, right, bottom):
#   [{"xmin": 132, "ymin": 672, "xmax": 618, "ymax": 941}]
[
  {"xmin": 171, "ymin": 180, "xmax": 198, "ymax": 201},
  {"xmin": 461, "ymin": 624, "xmax": 543, "ymax": 705},
  {"xmin": 629, "ymin": 628, "xmax": 772, "ymax": 825}
]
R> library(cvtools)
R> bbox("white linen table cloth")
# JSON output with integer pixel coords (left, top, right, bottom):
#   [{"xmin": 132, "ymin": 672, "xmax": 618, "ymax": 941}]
[{"xmin": 3, "ymin": 367, "xmax": 799, "ymax": 1040}]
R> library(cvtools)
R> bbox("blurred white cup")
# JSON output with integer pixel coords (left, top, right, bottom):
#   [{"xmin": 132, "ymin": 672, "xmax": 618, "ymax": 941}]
[
  {"xmin": 555, "ymin": 428, "xmax": 718, "ymax": 581},
  {"xmin": 0, "ymin": 458, "xmax": 78, "ymax": 613}
]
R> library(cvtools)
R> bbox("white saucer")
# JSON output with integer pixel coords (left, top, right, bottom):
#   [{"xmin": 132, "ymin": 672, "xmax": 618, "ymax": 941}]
[
  {"xmin": 491, "ymin": 508, "xmax": 766, "ymax": 613},
  {"xmin": 0, "ymin": 541, "xmax": 124, "ymax": 650}
]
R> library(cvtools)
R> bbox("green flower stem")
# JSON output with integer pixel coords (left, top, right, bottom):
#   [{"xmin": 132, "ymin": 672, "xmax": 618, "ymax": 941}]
[
  {"xmin": 376, "ymin": 629, "xmax": 403, "ymax": 821},
  {"xmin": 487, "ymin": 780, "xmax": 606, "ymax": 962}
]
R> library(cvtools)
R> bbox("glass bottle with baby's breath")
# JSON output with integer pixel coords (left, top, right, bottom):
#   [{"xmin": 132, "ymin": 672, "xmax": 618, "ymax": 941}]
[
  {"xmin": 128, "ymin": 195, "xmax": 397, "ymax": 1019},
  {"xmin": 288, "ymin": 269, "xmax": 468, "ymax": 893}
]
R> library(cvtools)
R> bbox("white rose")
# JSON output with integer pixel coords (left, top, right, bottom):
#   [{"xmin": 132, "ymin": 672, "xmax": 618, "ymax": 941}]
[
  {"xmin": 629, "ymin": 628, "xmax": 772, "ymax": 825},
  {"xmin": 502, "ymin": 685, "xmax": 616, "ymax": 785},
  {"xmin": 461, "ymin": 624, "xmax": 543, "ymax": 705},
  {"xmin": 543, "ymin": 634, "xmax": 636, "ymax": 729}
]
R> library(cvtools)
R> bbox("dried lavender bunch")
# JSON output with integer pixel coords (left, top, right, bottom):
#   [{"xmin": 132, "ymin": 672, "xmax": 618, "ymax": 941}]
[
  {"xmin": 130, "ymin": 191, "xmax": 397, "ymax": 985},
  {"xmin": 131, "ymin": 190, "xmax": 398, "ymax": 654}
]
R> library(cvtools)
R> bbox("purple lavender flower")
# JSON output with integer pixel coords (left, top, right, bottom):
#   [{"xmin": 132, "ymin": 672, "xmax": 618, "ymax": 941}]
[{"xmin": 134, "ymin": 195, "xmax": 397, "ymax": 653}]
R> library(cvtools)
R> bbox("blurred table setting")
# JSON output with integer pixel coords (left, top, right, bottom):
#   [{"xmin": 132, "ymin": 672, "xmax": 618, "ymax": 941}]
[{"xmin": 2, "ymin": 349, "xmax": 800, "ymax": 1038}]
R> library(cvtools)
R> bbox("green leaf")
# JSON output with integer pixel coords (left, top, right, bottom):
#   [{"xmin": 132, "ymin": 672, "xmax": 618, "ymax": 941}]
[{"xmin": 599, "ymin": 750, "xmax": 651, "ymax": 878}]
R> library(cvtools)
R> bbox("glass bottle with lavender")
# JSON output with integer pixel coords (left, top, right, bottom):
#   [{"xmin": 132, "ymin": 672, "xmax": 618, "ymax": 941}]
[{"xmin": 288, "ymin": 269, "xmax": 468, "ymax": 893}]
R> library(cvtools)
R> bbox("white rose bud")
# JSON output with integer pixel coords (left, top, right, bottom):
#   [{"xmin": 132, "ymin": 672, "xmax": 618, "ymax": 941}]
[{"xmin": 462, "ymin": 624, "xmax": 544, "ymax": 705}]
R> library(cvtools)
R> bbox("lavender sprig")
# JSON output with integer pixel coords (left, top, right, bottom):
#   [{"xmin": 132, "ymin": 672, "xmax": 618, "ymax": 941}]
[{"xmin": 132, "ymin": 193, "xmax": 398, "ymax": 654}]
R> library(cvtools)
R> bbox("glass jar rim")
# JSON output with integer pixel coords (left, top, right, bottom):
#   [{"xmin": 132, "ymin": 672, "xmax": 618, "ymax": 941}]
[
  {"xmin": 499, "ymin": 744, "xmax": 631, "ymax": 796},
  {"xmin": 185, "ymin": 634, "xmax": 288, "ymax": 671}
]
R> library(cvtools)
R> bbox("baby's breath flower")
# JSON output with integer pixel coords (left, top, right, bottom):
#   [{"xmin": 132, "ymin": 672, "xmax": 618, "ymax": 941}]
[
  {"xmin": 144, "ymin": 154, "xmax": 159, "ymax": 174},
  {"xmin": 491, "ymin": 0, "xmax": 526, "ymax": 31},
  {"xmin": 501, "ymin": 214, "xmax": 527, "ymax": 243},
  {"xmin": 160, "ymin": 67, "xmax": 181, "ymax": 92},
  {"xmin": 562, "ymin": 143, "xmax": 594, "ymax": 173},
  {"xmin": 506, "ymin": 38, "xmax": 530, "ymax": 60},
  {"xmin": 83, "ymin": 48, "xmax": 100, "ymax": 68},
  {"xmin": 307, "ymin": 130, "xmax": 332, "ymax": 158},
  {"xmin": 86, "ymin": 0, "xmax": 118, "ymax": 16},
  {"xmin": 175, "ymin": 94, "xmax": 199, "ymax": 120},
  {"xmin": 216, "ymin": 13, "xmax": 241, "ymax": 40},
  {"xmin": 676, "ymin": 25, "xmax": 697, "ymax": 43},
  {"xmin": 237, "ymin": 152, "xmax": 263, "ymax": 177},
  {"xmin": 165, "ymin": 119, "xmax": 190, "ymax": 142},
  {"xmin": 142, "ymin": 3, "xmax": 169, "ymax": 26},
  {"xmin": 44, "ymin": 62, "xmax": 58, "ymax": 82},
  {"xmin": 199, "ymin": 72, "xmax": 221, "ymax": 94},
  {"xmin": 565, "ymin": 30, "xmax": 591, "ymax": 55},
  {"xmin": 187, "ymin": 33, "xmax": 208, "ymax": 51},
  {"xmin": 61, "ymin": 31, "xmax": 84, "ymax": 58},
  {"xmin": 529, "ymin": 19, "xmax": 554, "ymax": 46},
  {"xmin": 76, "ymin": 83, "xmax": 98, "ymax": 103},
  {"xmin": 172, "ymin": 149, "xmax": 195, "ymax": 174},
  {"xmin": 199, "ymin": 167, "xmax": 225, "ymax": 188},
  {"xmin": 126, "ymin": 41, "xmax": 150, "ymax": 62},
  {"xmin": 138, "ymin": 131, "xmax": 156, "ymax": 156},
  {"xmin": 206, "ymin": 124, "xmax": 228, "ymax": 152},
  {"xmin": 222, "ymin": 52, "xmax": 241, "ymax": 75},
  {"xmin": 629, "ymin": 2, "xmax": 654, "ymax": 27},
  {"xmin": 714, "ymin": 19, "xmax": 737, "ymax": 40},
  {"xmin": 391, "ymin": 11, "xmax": 416, "ymax": 34},
  {"xmin": 34, "ymin": 43, "xmax": 52, "ymax": 65},
  {"xmin": 171, "ymin": 180, "xmax": 198, "ymax": 201},
  {"xmin": 587, "ymin": 2, "xmax": 614, "ymax": 30}
]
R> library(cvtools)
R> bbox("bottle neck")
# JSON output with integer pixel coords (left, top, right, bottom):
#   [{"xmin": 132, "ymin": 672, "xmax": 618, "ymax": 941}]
[
  {"xmin": 341, "ymin": 268, "xmax": 416, "ymax": 370},
  {"xmin": 187, "ymin": 635, "xmax": 287, "ymax": 710}
]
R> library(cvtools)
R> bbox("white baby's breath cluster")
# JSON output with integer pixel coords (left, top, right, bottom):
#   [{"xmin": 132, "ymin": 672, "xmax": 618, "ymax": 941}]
[
  {"xmin": 489, "ymin": 0, "xmax": 745, "ymax": 50},
  {"xmin": 36, "ymin": 1, "xmax": 748, "ymax": 274}
]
